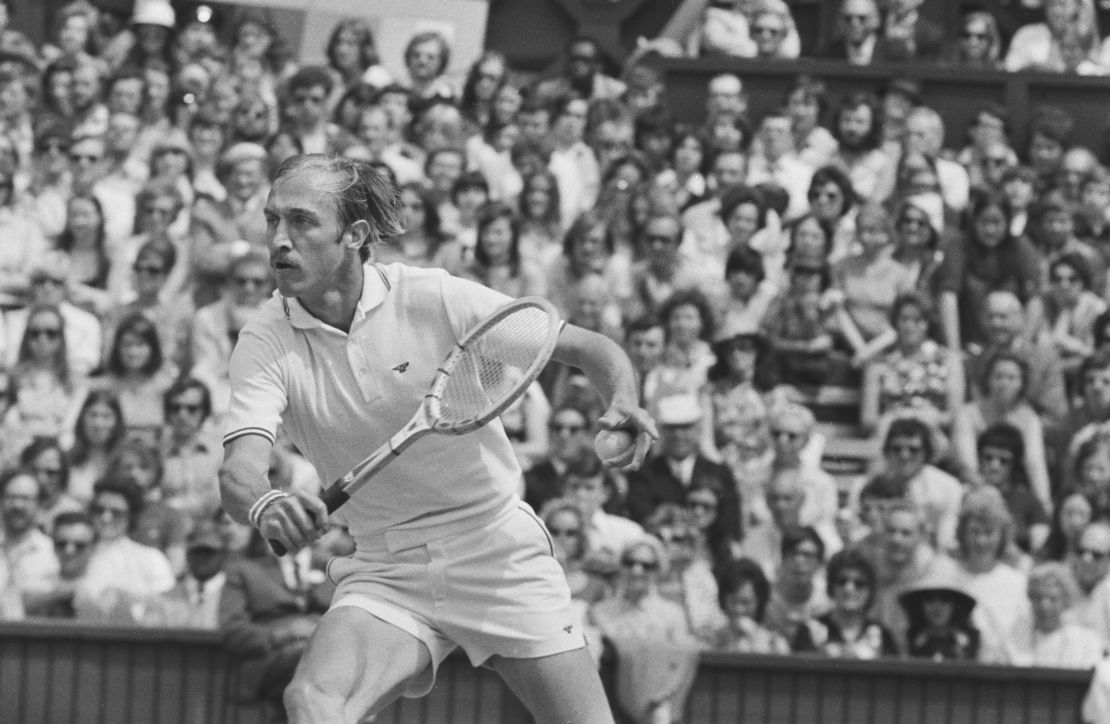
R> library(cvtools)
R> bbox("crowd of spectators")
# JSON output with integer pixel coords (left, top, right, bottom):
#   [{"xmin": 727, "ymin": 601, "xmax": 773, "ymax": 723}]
[{"xmin": 7, "ymin": 0, "xmax": 1110, "ymax": 720}]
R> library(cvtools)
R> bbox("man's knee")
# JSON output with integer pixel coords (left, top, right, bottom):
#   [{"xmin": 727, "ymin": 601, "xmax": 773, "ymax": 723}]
[{"xmin": 284, "ymin": 675, "xmax": 345, "ymax": 724}]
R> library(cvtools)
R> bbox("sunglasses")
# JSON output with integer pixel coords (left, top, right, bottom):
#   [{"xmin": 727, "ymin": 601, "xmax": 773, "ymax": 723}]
[
  {"xmin": 549, "ymin": 526, "xmax": 581, "ymax": 536},
  {"xmin": 771, "ymin": 428, "xmax": 803, "ymax": 440},
  {"xmin": 622, "ymin": 557, "xmax": 659, "ymax": 570},
  {"xmin": 54, "ymin": 539, "xmax": 91, "ymax": 552},
  {"xmin": 27, "ymin": 327, "xmax": 61, "ymax": 340},
  {"xmin": 70, "ymin": 153, "xmax": 101, "ymax": 163}
]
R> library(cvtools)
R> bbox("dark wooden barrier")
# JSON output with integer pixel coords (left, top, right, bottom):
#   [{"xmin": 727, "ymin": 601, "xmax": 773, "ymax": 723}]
[
  {"xmin": 0, "ymin": 621, "xmax": 1092, "ymax": 723},
  {"xmin": 650, "ymin": 57, "xmax": 1110, "ymax": 158}
]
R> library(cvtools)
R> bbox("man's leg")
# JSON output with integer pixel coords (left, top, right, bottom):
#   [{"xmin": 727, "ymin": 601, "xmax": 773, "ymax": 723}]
[
  {"xmin": 284, "ymin": 607, "xmax": 432, "ymax": 724},
  {"xmin": 488, "ymin": 648, "xmax": 615, "ymax": 724}
]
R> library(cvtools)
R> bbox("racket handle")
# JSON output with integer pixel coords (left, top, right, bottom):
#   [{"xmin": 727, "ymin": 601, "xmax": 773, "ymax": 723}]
[{"xmin": 267, "ymin": 485, "xmax": 351, "ymax": 556}]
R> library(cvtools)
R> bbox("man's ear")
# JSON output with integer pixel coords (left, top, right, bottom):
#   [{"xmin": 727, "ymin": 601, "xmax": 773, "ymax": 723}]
[{"xmin": 344, "ymin": 219, "xmax": 374, "ymax": 250}]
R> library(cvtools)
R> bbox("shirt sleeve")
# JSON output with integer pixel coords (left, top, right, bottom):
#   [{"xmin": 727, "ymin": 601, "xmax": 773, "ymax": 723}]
[
  {"xmin": 438, "ymin": 271, "xmax": 534, "ymax": 341},
  {"xmin": 222, "ymin": 320, "xmax": 288, "ymax": 446}
]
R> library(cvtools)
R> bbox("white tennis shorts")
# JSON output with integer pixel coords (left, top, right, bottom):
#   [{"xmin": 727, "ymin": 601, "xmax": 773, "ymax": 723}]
[{"xmin": 327, "ymin": 501, "xmax": 586, "ymax": 697}]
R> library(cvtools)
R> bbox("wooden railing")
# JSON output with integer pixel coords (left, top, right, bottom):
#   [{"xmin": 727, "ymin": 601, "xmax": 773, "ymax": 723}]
[
  {"xmin": 0, "ymin": 621, "xmax": 1092, "ymax": 723},
  {"xmin": 648, "ymin": 57, "xmax": 1110, "ymax": 157}
]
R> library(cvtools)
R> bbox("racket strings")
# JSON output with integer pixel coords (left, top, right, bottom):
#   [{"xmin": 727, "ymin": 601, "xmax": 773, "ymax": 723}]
[{"xmin": 437, "ymin": 306, "xmax": 552, "ymax": 426}]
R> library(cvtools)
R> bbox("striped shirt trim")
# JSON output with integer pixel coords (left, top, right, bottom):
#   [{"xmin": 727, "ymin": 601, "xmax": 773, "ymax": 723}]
[{"xmin": 223, "ymin": 427, "xmax": 277, "ymax": 446}]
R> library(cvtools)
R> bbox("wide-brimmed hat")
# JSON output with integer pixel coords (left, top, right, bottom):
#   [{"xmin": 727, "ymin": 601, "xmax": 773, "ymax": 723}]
[{"xmin": 898, "ymin": 565, "xmax": 976, "ymax": 623}]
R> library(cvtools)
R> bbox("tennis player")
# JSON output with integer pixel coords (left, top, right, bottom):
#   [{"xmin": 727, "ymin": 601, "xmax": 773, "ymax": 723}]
[{"xmin": 219, "ymin": 154, "xmax": 657, "ymax": 723}]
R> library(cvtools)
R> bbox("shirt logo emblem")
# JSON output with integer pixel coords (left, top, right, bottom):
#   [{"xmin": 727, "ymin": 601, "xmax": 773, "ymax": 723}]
[
  {"xmin": 564, "ymin": 625, "xmax": 574, "ymax": 634},
  {"xmin": 392, "ymin": 361, "xmax": 410, "ymax": 373}
]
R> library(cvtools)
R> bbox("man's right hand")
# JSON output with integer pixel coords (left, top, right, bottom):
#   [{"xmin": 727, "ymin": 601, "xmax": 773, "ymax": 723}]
[{"xmin": 259, "ymin": 490, "xmax": 330, "ymax": 554}]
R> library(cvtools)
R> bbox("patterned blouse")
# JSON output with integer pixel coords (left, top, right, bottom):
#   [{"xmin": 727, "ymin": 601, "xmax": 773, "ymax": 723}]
[{"xmin": 874, "ymin": 340, "xmax": 952, "ymax": 416}]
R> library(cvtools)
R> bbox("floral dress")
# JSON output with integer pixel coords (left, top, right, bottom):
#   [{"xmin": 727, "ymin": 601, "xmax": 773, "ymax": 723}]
[{"xmin": 875, "ymin": 340, "xmax": 952, "ymax": 417}]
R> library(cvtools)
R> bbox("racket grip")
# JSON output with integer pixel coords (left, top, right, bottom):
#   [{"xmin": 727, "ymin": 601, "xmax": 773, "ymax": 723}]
[{"xmin": 267, "ymin": 485, "xmax": 351, "ymax": 556}]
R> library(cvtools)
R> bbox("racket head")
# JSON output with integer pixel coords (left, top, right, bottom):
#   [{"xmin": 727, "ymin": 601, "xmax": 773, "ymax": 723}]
[{"xmin": 424, "ymin": 296, "xmax": 561, "ymax": 434}]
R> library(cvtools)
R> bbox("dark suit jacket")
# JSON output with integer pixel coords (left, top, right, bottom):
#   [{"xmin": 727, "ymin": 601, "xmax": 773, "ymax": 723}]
[
  {"xmin": 524, "ymin": 460, "xmax": 566, "ymax": 512},
  {"xmin": 219, "ymin": 555, "xmax": 333, "ymax": 702},
  {"xmin": 626, "ymin": 455, "xmax": 742, "ymax": 543}
]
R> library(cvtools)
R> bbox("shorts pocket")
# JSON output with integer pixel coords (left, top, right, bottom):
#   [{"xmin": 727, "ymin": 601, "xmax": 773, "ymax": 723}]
[{"xmin": 516, "ymin": 502, "xmax": 555, "ymax": 557}]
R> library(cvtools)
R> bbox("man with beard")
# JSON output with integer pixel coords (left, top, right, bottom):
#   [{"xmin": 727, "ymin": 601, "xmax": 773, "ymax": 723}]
[
  {"xmin": 0, "ymin": 469, "xmax": 58, "ymax": 613},
  {"xmin": 829, "ymin": 90, "xmax": 889, "ymax": 201},
  {"xmin": 875, "ymin": 417, "xmax": 961, "ymax": 552}
]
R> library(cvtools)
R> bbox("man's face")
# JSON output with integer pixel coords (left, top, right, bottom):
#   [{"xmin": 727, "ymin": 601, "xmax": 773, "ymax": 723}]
[
  {"xmin": 1042, "ymin": 209, "xmax": 1074, "ymax": 246},
  {"xmin": 358, "ymin": 108, "xmax": 390, "ymax": 152},
  {"xmin": 1030, "ymin": 132, "xmax": 1064, "ymax": 174},
  {"xmin": 760, "ymin": 116, "xmax": 792, "ymax": 160},
  {"xmin": 903, "ymin": 116, "xmax": 937, "ymax": 157},
  {"xmin": 228, "ymin": 159, "xmax": 266, "ymax": 202},
  {"xmin": 0, "ymin": 474, "xmax": 40, "ymax": 537},
  {"xmin": 1085, "ymin": 367, "xmax": 1110, "ymax": 409},
  {"xmin": 69, "ymin": 138, "xmax": 106, "ymax": 187},
  {"xmin": 838, "ymin": 104, "xmax": 873, "ymax": 150},
  {"xmin": 643, "ymin": 217, "xmax": 682, "ymax": 267},
  {"xmin": 265, "ymin": 171, "xmax": 354, "ymax": 302},
  {"xmin": 0, "ymin": 78, "xmax": 28, "ymax": 121},
  {"xmin": 568, "ymin": 474, "xmax": 608, "ymax": 517},
  {"xmin": 712, "ymin": 152, "xmax": 746, "ymax": 191},
  {"xmin": 771, "ymin": 414, "xmax": 809, "ymax": 464},
  {"xmin": 427, "ymin": 151, "xmax": 463, "ymax": 193},
  {"xmin": 548, "ymin": 409, "xmax": 589, "ymax": 462},
  {"xmin": 707, "ymin": 78, "xmax": 744, "ymax": 117},
  {"xmin": 841, "ymin": 0, "xmax": 878, "ymax": 44},
  {"xmin": 53, "ymin": 522, "xmax": 95, "ymax": 579},
  {"xmin": 71, "ymin": 65, "xmax": 101, "ymax": 111},
  {"xmin": 885, "ymin": 433, "xmax": 927, "ymax": 481},
  {"xmin": 661, "ymin": 422, "xmax": 700, "ymax": 459},
  {"xmin": 985, "ymin": 295, "xmax": 1022, "ymax": 346},
  {"xmin": 407, "ymin": 40, "xmax": 443, "ymax": 82},
  {"xmin": 186, "ymin": 545, "xmax": 226, "ymax": 582},
  {"xmin": 567, "ymin": 41, "xmax": 598, "ymax": 82},
  {"xmin": 978, "ymin": 445, "xmax": 1015, "ymax": 488},
  {"xmin": 970, "ymin": 112, "xmax": 1007, "ymax": 149},
  {"xmin": 766, "ymin": 479, "xmax": 803, "ymax": 527},
  {"xmin": 626, "ymin": 326, "xmax": 664, "ymax": 375},
  {"xmin": 167, "ymin": 387, "xmax": 207, "ymax": 438},
  {"xmin": 107, "ymin": 78, "xmax": 143, "ymax": 115},
  {"xmin": 781, "ymin": 536, "xmax": 822, "ymax": 581},
  {"xmin": 106, "ymin": 113, "xmax": 140, "ymax": 154},
  {"xmin": 554, "ymin": 99, "xmax": 588, "ymax": 146},
  {"xmin": 289, "ymin": 83, "xmax": 328, "ymax": 127},
  {"xmin": 884, "ymin": 510, "xmax": 922, "ymax": 567},
  {"xmin": 592, "ymin": 120, "xmax": 633, "ymax": 172},
  {"xmin": 518, "ymin": 110, "xmax": 550, "ymax": 144},
  {"xmin": 1074, "ymin": 526, "xmax": 1110, "ymax": 591}
]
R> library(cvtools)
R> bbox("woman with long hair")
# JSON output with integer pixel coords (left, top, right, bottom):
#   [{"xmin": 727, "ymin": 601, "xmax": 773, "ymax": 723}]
[
  {"xmin": 21, "ymin": 436, "xmax": 82, "ymax": 532},
  {"xmin": 458, "ymin": 201, "xmax": 545, "ymax": 297},
  {"xmin": 517, "ymin": 170, "xmax": 563, "ymax": 265},
  {"xmin": 459, "ymin": 50, "xmax": 508, "ymax": 132},
  {"xmin": 1006, "ymin": 0, "xmax": 1105, "ymax": 74},
  {"xmin": 13, "ymin": 305, "xmax": 83, "ymax": 441},
  {"xmin": 943, "ymin": 9, "xmax": 1004, "ymax": 69},
  {"xmin": 325, "ymin": 18, "xmax": 389, "ymax": 97},
  {"xmin": 67, "ymin": 389, "xmax": 126, "ymax": 506},
  {"xmin": 95, "ymin": 312, "xmax": 178, "ymax": 439},
  {"xmin": 374, "ymin": 183, "xmax": 444, "ymax": 267},
  {"xmin": 1036, "ymin": 488, "xmax": 1093, "ymax": 562},
  {"xmin": 56, "ymin": 193, "xmax": 111, "ymax": 314}
]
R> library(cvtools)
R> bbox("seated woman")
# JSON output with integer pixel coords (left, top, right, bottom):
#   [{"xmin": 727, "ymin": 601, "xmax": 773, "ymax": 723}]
[
  {"xmin": 899, "ymin": 568, "xmax": 980, "ymax": 662},
  {"xmin": 94, "ymin": 313, "xmax": 179, "ymax": 441},
  {"xmin": 952, "ymin": 350, "xmax": 1052, "ymax": 512},
  {"xmin": 1036, "ymin": 488, "xmax": 1093, "ymax": 562},
  {"xmin": 791, "ymin": 548, "xmax": 899, "ymax": 659},
  {"xmin": 713, "ymin": 557, "xmax": 791, "ymax": 654},
  {"xmin": 860, "ymin": 292, "xmax": 965, "ymax": 451},
  {"xmin": 1040, "ymin": 252, "xmax": 1105, "ymax": 377},
  {"xmin": 1002, "ymin": 562, "xmax": 1103, "ymax": 668},
  {"xmin": 975, "ymin": 423, "xmax": 1050, "ymax": 554},
  {"xmin": 589, "ymin": 535, "xmax": 701, "ymax": 724}
]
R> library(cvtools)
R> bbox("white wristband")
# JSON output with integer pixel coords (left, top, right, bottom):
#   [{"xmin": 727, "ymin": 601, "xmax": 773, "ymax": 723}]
[{"xmin": 249, "ymin": 490, "xmax": 288, "ymax": 528}]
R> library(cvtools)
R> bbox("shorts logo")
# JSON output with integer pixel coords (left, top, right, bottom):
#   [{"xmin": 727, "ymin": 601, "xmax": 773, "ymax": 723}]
[{"xmin": 392, "ymin": 361, "xmax": 410, "ymax": 373}]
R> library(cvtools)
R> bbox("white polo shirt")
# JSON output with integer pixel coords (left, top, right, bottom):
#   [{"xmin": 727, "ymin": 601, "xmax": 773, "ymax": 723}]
[{"xmin": 224, "ymin": 263, "xmax": 526, "ymax": 549}]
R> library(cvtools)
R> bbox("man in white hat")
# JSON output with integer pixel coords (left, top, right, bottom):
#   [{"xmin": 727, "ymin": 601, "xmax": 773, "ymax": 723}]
[{"xmin": 626, "ymin": 393, "xmax": 742, "ymax": 544}]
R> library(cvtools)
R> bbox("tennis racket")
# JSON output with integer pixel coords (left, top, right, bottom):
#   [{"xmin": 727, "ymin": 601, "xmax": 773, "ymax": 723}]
[{"xmin": 270, "ymin": 296, "xmax": 561, "ymax": 554}]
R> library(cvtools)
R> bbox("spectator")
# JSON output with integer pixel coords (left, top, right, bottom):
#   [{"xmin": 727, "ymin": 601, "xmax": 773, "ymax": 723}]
[
  {"xmin": 626, "ymin": 214, "xmax": 707, "ymax": 322},
  {"xmin": 1037, "ymin": 488, "xmax": 1093, "ymax": 562},
  {"xmin": 1027, "ymin": 106, "xmax": 1074, "ymax": 190},
  {"xmin": 871, "ymin": 500, "xmax": 962, "ymax": 648},
  {"xmin": 747, "ymin": 110, "xmax": 812, "ymax": 220},
  {"xmin": 748, "ymin": 1, "xmax": 801, "ymax": 60},
  {"xmin": 567, "ymin": 455, "xmax": 644, "ymax": 560},
  {"xmin": 625, "ymin": 314, "xmax": 666, "ymax": 408},
  {"xmin": 458, "ymin": 201, "xmax": 545, "ymax": 298},
  {"xmin": 24, "ymin": 510, "xmax": 95, "ymax": 619},
  {"xmin": 975, "ymin": 423, "xmax": 1050, "ymax": 554},
  {"xmin": 626, "ymin": 393, "xmax": 741, "ymax": 545},
  {"xmin": 1004, "ymin": 562, "xmax": 1103, "ymax": 667},
  {"xmin": 324, "ymin": 19, "xmax": 389, "ymax": 95},
  {"xmin": 1005, "ymin": 0, "xmax": 1105, "ymax": 74},
  {"xmin": 943, "ymin": 9, "xmax": 1005, "ymax": 69},
  {"xmin": 160, "ymin": 376, "xmax": 221, "ymax": 520},
  {"xmin": 536, "ymin": 36, "xmax": 625, "ymax": 103},
  {"xmin": 548, "ymin": 95, "xmax": 600, "ymax": 228},
  {"xmin": 0, "ymin": 468, "xmax": 58, "ymax": 612},
  {"xmin": 763, "ymin": 526, "xmax": 831, "ymax": 641},
  {"xmin": 953, "ymin": 349, "xmax": 1053, "ymax": 510},
  {"xmin": 220, "ymin": 528, "xmax": 333, "ymax": 708},
  {"xmin": 1058, "ymin": 352, "xmax": 1110, "ymax": 465},
  {"xmin": 952, "ymin": 487, "xmax": 1031, "ymax": 663},
  {"xmin": 589, "ymin": 535, "xmax": 700, "ymax": 724},
  {"xmin": 713, "ymin": 557, "xmax": 791, "ymax": 654},
  {"xmin": 819, "ymin": 0, "xmax": 884, "ymax": 65},
  {"xmin": 66, "ymin": 389, "xmax": 125, "ymax": 505},
  {"xmin": 1069, "ymin": 521, "xmax": 1110, "ymax": 647},
  {"xmin": 21, "ymin": 436, "xmax": 82, "ymax": 531},
  {"xmin": 1041, "ymin": 252, "xmax": 1106, "ymax": 375},
  {"xmin": 767, "ymin": 402, "xmax": 839, "ymax": 530},
  {"xmin": 155, "ymin": 520, "xmax": 228, "ymax": 629},
  {"xmin": 829, "ymin": 91, "xmax": 888, "ymax": 202},
  {"xmin": 541, "ymin": 498, "xmax": 609, "ymax": 605},
  {"xmin": 81, "ymin": 476, "xmax": 175, "ymax": 625},
  {"xmin": 642, "ymin": 290, "xmax": 717, "ymax": 408},
  {"xmin": 957, "ymin": 104, "xmax": 1018, "ymax": 190},
  {"xmin": 523, "ymin": 404, "xmax": 594, "ymax": 512},
  {"xmin": 966, "ymin": 290, "xmax": 1067, "ymax": 433},
  {"xmin": 740, "ymin": 468, "xmax": 840, "ymax": 580},
  {"xmin": 793, "ymin": 548, "xmax": 898, "ymax": 658},
  {"xmin": 899, "ymin": 566, "xmax": 980, "ymax": 662},
  {"xmin": 95, "ymin": 312, "xmax": 178, "ymax": 438}
]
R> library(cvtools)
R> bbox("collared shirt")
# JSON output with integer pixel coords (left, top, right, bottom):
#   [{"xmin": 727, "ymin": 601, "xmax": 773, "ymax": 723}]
[
  {"xmin": 2, "ymin": 528, "xmax": 58, "ymax": 597},
  {"xmin": 225, "ymin": 263, "xmax": 526, "ymax": 549}
]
